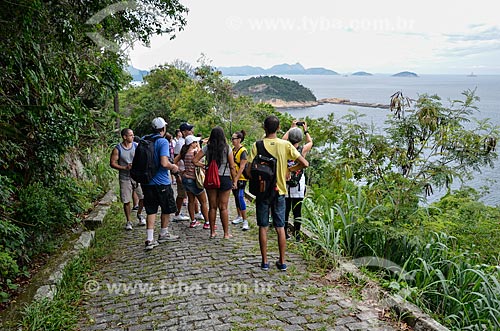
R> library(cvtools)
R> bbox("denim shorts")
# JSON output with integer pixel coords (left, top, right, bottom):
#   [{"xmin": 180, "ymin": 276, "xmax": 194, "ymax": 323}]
[
  {"xmin": 182, "ymin": 177, "xmax": 204, "ymax": 196},
  {"xmin": 256, "ymin": 195, "xmax": 285, "ymax": 228}
]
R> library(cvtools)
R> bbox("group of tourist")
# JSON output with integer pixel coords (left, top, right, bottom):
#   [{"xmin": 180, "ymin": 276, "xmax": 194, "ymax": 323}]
[{"xmin": 110, "ymin": 115, "xmax": 311, "ymax": 271}]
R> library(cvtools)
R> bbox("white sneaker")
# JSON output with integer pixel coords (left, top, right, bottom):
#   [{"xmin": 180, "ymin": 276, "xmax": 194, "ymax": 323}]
[
  {"xmin": 158, "ymin": 232, "xmax": 180, "ymax": 243},
  {"xmin": 137, "ymin": 215, "xmax": 146, "ymax": 226},
  {"xmin": 144, "ymin": 240, "xmax": 159, "ymax": 250},
  {"xmin": 125, "ymin": 222, "xmax": 133, "ymax": 230},
  {"xmin": 173, "ymin": 214, "xmax": 190, "ymax": 222},
  {"xmin": 232, "ymin": 216, "xmax": 243, "ymax": 224},
  {"xmin": 242, "ymin": 220, "xmax": 249, "ymax": 231},
  {"xmin": 195, "ymin": 212, "xmax": 204, "ymax": 220}
]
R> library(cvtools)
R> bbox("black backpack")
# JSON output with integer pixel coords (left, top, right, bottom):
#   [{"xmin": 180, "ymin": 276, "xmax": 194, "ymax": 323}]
[
  {"xmin": 249, "ymin": 140, "xmax": 277, "ymax": 202},
  {"xmin": 130, "ymin": 134, "xmax": 161, "ymax": 184}
]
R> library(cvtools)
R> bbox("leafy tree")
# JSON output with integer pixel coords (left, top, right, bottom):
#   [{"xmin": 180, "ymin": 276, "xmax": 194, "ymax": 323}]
[
  {"xmin": 316, "ymin": 90, "xmax": 499, "ymax": 222},
  {"xmin": 233, "ymin": 75, "xmax": 317, "ymax": 102},
  {"xmin": 0, "ymin": 0, "xmax": 188, "ymax": 302}
]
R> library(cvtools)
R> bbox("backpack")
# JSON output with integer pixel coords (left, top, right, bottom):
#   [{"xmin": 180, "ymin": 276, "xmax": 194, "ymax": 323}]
[
  {"xmin": 249, "ymin": 140, "xmax": 277, "ymax": 202},
  {"xmin": 287, "ymin": 146, "xmax": 304, "ymax": 188},
  {"xmin": 203, "ymin": 159, "xmax": 220, "ymax": 189},
  {"xmin": 130, "ymin": 134, "xmax": 161, "ymax": 184}
]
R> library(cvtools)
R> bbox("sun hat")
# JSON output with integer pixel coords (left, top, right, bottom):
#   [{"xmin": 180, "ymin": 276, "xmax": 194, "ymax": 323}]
[
  {"xmin": 288, "ymin": 127, "xmax": 304, "ymax": 144},
  {"xmin": 185, "ymin": 135, "xmax": 201, "ymax": 145},
  {"xmin": 152, "ymin": 117, "xmax": 167, "ymax": 129}
]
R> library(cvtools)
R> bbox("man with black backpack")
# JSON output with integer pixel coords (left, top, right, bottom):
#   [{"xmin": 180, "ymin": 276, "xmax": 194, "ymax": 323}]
[
  {"xmin": 247, "ymin": 115, "xmax": 309, "ymax": 271},
  {"xmin": 133, "ymin": 117, "xmax": 180, "ymax": 250}
]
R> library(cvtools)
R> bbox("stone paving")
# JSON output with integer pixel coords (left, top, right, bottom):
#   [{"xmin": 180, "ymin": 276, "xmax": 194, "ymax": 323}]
[{"xmin": 77, "ymin": 195, "xmax": 401, "ymax": 331}]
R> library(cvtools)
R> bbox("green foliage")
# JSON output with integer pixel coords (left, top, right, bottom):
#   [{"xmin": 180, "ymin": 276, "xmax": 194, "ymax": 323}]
[
  {"xmin": 316, "ymin": 91, "xmax": 499, "ymax": 223},
  {"xmin": 233, "ymin": 75, "xmax": 317, "ymax": 102},
  {"xmin": 0, "ymin": 0, "xmax": 188, "ymax": 304},
  {"xmin": 17, "ymin": 204, "xmax": 125, "ymax": 330},
  {"xmin": 419, "ymin": 187, "xmax": 500, "ymax": 262}
]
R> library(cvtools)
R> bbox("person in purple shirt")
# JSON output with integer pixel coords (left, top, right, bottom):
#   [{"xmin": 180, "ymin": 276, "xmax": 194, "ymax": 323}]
[{"xmin": 142, "ymin": 117, "xmax": 180, "ymax": 250}]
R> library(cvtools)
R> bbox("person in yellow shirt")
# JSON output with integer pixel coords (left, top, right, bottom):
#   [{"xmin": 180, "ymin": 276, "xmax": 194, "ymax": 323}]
[{"xmin": 248, "ymin": 115, "xmax": 309, "ymax": 271}]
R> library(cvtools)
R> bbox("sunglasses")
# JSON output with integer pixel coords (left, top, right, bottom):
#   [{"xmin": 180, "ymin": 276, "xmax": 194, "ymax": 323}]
[{"xmin": 231, "ymin": 137, "xmax": 239, "ymax": 140}]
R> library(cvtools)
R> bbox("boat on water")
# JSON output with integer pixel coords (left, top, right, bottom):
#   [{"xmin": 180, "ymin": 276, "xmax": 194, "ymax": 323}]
[{"xmin": 467, "ymin": 72, "xmax": 477, "ymax": 77}]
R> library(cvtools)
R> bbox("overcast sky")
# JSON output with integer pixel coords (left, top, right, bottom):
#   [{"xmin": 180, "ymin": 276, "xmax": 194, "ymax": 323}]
[{"xmin": 127, "ymin": 0, "xmax": 500, "ymax": 74}]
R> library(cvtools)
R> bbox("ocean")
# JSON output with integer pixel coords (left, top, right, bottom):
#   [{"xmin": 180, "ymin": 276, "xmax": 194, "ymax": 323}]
[{"xmin": 229, "ymin": 74, "xmax": 500, "ymax": 206}]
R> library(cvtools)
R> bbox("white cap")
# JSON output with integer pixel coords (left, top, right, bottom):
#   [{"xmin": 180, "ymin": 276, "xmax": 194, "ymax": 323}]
[
  {"xmin": 185, "ymin": 135, "xmax": 201, "ymax": 145},
  {"xmin": 151, "ymin": 117, "xmax": 167, "ymax": 129}
]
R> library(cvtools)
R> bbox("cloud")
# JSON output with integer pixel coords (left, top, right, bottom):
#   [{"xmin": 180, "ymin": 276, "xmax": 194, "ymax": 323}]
[{"xmin": 445, "ymin": 25, "xmax": 500, "ymax": 42}]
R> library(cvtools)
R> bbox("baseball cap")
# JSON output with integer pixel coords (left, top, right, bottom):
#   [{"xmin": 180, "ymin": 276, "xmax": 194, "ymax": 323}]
[
  {"xmin": 179, "ymin": 122, "xmax": 194, "ymax": 131},
  {"xmin": 185, "ymin": 135, "xmax": 201, "ymax": 146},
  {"xmin": 152, "ymin": 117, "xmax": 167, "ymax": 129}
]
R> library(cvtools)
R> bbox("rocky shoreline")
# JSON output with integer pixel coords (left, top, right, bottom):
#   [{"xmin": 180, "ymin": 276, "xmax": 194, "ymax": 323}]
[{"xmin": 264, "ymin": 97, "xmax": 390, "ymax": 109}]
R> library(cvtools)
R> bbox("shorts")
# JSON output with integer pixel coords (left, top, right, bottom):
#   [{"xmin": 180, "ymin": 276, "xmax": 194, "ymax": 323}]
[
  {"xmin": 175, "ymin": 173, "xmax": 187, "ymax": 199},
  {"xmin": 218, "ymin": 176, "xmax": 233, "ymax": 191},
  {"xmin": 256, "ymin": 195, "xmax": 285, "ymax": 228},
  {"xmin": 119, "ymin": 178, "xmax": 144, "ymax": 203},
  {"xmin": 182, "ymin": 177, "xmax": 204, "ymax": 196},
  {"xmin": 142, "ymin": 184, "xmax": 177, "ymax": 216}
]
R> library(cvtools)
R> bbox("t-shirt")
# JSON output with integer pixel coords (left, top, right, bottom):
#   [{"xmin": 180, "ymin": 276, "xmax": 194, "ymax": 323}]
[
  {"xmin": 202, "ymin": 145, "xmax": 230, "ymax": 177},
  {"xmin": 248, "ymin": 137, "xmax": 301, "ymax": 195},
  {"xmin": 149, "ymin": 134, "xmax": 171, "ymax": 186},
  {"xmin": 174, "ymin": 136, "xmax": 185, "ymax": 155}
]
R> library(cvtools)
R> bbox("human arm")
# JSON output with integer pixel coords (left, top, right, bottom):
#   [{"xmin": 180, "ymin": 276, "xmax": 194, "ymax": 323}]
[
  {"xmin": 233, "ymin": 152, "xmax": 247, "ymax": 186},
  {"xmin": 301, "ymin": 122, "xmax": 313, "ymax": 157},
  {"xmin": 192, "ymin": 149, "xmax": 205, "ymax": 168},
  {"xmin": 227, "ymin": 148, "xmax": 237, "ymax": 181},
  {"xmin": 159, "ymin": 140, "xmax": 178, "ymax": 173},
  {"xmin": 282, "ymin": 119, "xmax": 299, "ymax": 140},
  {"xmin": 110, "ymin": 147, "xmax": 130, "ymax": 171},
  {"xmin": 288, "ymin": 155, "xmax": 309, "ymax": 173}
]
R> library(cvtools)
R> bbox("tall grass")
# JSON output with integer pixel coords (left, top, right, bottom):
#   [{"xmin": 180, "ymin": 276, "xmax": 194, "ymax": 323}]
[{"xmin": 300, "ymin": 192, "xmax": 500, "ymax": 330}]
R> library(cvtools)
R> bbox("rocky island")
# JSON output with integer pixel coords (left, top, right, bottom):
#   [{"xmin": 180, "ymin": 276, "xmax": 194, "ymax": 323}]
[
  {"xmin": 232, "ymin": 76, "xmax": 390, "ymax": 110},
  {"xmin": 392, "ymin": 71, "xmax": 418, "ymax": 77}
]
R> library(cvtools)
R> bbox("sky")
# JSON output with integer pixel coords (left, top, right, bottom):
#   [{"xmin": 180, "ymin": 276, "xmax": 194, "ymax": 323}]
[{"xmin": 127, "ymin": 0, "xmax": 500, "ymax": 75}]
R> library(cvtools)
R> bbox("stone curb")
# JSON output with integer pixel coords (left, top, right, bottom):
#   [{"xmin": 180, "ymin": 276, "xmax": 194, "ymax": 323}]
[
  {"xmin": 329, "ymin": 260, "xmax": 449, "ymax": 331},
  {"xmin": 32, "ymin": 189, "xmax": 116, "ymax": 301},
  {"xmin": 246, "ymin": 190, "xmax": 448, "ymax": 331}
]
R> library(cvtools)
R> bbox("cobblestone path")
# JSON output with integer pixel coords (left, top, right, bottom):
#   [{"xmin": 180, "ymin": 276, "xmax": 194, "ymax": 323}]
[{"xmin": 78, "ymin": 195, "xmax": 400, "ymax": 331}]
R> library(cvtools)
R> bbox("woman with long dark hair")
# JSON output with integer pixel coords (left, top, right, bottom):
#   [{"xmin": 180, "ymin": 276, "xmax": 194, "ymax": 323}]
[{"xmin": 193, "ymin": 126, "xmax": 237, "ymax": 239}]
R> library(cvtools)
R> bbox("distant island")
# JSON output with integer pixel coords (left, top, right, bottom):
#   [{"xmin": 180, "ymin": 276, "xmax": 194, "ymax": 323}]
[
  {"xmin": 218, "ymin": 63, "xmax": 339, "ymax": 76},
  {"xmin": 352, "ymin": 71, "xmax": 373, "ymax": 76},
  {"xmin": 392, "ymin": 71, "xmax": 418, "ymax": 77},
  {"xmin": 233, "ymin": 76, "xmax": 316, "ymax": 103},
  {"xmin": 233, "ymin": 75, "xmax": 389, "ymax": 109}
]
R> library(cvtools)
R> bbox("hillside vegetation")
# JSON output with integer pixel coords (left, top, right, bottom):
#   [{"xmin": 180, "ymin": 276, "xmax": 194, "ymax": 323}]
[{"xmin": 233, "ymin": 76, "xmax": 317, "ymax": 102}]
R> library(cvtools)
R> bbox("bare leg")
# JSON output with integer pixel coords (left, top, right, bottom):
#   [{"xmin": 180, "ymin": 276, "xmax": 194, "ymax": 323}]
[
  {"xmin": 160, "ymin": 213, "xmax": 171, "ymax": 229},
  {"xmin": 124, "ymin": 202, "xmax": 131, "ymax": 223},
  {"xmin": 275, "ymin": 227, "xmax": 287, "ymax": 265},
  {"xmin": 218, "ymin": 189, "xmax": 231, "ymax": 238},
  {"xmin": 196, "ymin": 191, "xmax": 209, "ymax": 222},
  {"xmin": 187, "ymin": 191, "xmax": 196, "ymax": 221},
  {"xmin": 207, "ymin": 189, "xmax": 218, "ymax": 237}
]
